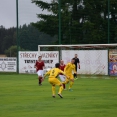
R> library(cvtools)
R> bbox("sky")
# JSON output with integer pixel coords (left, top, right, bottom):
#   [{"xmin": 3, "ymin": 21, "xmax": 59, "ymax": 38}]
[{"xmin": 0, "ymin": 0, "xmax": 51, "ymax": 28}]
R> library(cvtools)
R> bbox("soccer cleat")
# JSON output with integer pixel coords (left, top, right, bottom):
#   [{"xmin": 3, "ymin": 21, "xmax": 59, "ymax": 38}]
[
  {"xmin": 74, "ymin": 78, "xmax": 78, "ymax": 80},
  {"xmin": 58, "ymin": 93, "xmax": 63, "ymax": 98},
  {"xmin": 69, "ymin": 89, "xmax": 73, "ymax": 91},
  {"xmin": 39, "ymin": 84, "xmax": 42, "ymax": 86},
  {"xmin": 52, "ymin": 95, "xmax": 55, "ymax": 98}
]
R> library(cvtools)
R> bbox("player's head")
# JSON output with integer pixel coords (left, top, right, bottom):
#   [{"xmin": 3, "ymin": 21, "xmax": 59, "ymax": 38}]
[
  {"xmin": 71, "ymin": 58, "xmax": 75, "ymax": 64},
  {"xmin": 38, "ymin": 55, "xmax": 42, "ymax": 60},
  {"xmin": 75, "ymin": 54, "xmax": 78, "ymax": 58},
  {"xmin": 55, "ymin": 63, "xmax": 60, "ymax": 68},
  {"xmin": 60, "ymin": 60, "xmax": 64, "ymax": 65}
]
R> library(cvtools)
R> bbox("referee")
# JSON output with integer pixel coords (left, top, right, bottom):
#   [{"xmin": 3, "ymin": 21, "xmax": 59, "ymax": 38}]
[{"xmin": 73, "ymin": 54, "xmax": 80, "ymax": 79}]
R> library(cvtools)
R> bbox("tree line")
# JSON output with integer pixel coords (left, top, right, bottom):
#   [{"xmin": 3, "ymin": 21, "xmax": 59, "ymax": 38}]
[{"xmin": 0, "ymin": 24, "xmax": 57, "ymax": 56}]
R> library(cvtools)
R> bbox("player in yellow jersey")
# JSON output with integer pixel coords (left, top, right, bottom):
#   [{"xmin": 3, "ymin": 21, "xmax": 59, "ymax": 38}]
[
  {"xmin": 64, "ymin": 58, "xmax": 77, "ymax": 91},
  {"xmin": 44, "ymin": 63, "xmax": 69, "ymax": 98}
]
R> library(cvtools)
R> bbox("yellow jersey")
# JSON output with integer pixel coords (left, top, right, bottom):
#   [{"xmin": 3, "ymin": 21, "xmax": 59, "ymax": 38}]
[
  {"xmin": 64, "ymin": 62, "xmax": 76, "ymax": 75},
  {"xmin": 45, "ymin": 68, "xmax": 65, "ymax": 78}
]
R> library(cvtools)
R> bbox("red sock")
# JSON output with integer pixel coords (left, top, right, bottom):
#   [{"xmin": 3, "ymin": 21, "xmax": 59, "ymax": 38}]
[
  {"xmin": 63, "ymin": 84, "xmax": 66, "ymax": 89},
  {"xmin": 38, "ymin": 77, "xmax": 42, "ymax": 84}
]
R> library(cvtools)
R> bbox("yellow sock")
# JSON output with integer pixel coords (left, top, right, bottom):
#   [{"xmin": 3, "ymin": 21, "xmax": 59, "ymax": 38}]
[
  {"xmin": 69, "ymin": 81, "xmax": 74, "ymax": 89},
  {"xmin": 52, "ymin": 86, "xmax": 55, "ymax": 95},
  {"xmin": 58, "ymin": 86, "xmax": 63, "ymax": 94}
]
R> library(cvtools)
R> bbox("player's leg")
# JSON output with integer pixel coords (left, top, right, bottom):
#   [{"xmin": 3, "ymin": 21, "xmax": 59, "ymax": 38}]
[
  {"xmin": 74, "ymin": 73, "xmax": 76, "ymax": 78},
  {"xmin": 69, "ymin": 74, "xmax": 74, "ymax": 91},
  {"xmin": 39, "ymin": 77, "xmax": 42, "ymax": 85},
  {"xmin": 63, "ymin": 83, "xmax": 66, "ymax": 90},
  {"xmin": 74, "ymin": 67, "xmax": 77, "ymax": 78},
  {"xmin": 40, "ymin": 70, "xmax": 44, "ymax": 82},
  {"xmin": 52, "ymin": 85, "xmax": 56, "ymax": 98},
  {"xmin": 69, "ymin": 81, "xmax": 74, "ymax": 91},
  {"xmin": 59, "ymin": 75, "xmax": 66, "ymax": 90},
  {"xmin": 48, "ymin": 78, "xmax": 56, "ymax": 98},
  {"xmin": 58, "ymin": 84, "xmax": 63, "ymax": 94},
  {"xmin": 63, "ymin": 77, "xmax": 69, "ymax": 84},
  {"xmin": 58, "ymin": 84, "xmax": 63, "ymax": 98},
  {"xmin": 54, "ymin": 78, "xmax": 63, "ymax": 98},
  {"xmin": 37, "ymin": 70, "xmax": 43, "ymax": 85},
  {"xmin": 49, "ymin": 78, "xmax": 64, "ymax": 98}
]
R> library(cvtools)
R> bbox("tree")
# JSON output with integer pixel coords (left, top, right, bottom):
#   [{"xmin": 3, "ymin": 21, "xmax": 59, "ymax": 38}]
[
  {"xmin": 32, "ymin": 0, "xmax": 71, "ymax": 44},
  {"xmin": 4, "ymin": 45, "xmax": 25, "ymax": 57},
  {"xmin": 0, "ymin": 24, "xmax": 56, "ymax": 54},
  {"xmin": 0, "ymin": 26, "xmax": 16, "ymax": 54},
  {"xmin": 32, "ymin": 0, "xmax": 117, "ymax": 44},
  {"xmin": 19, "ymin": 24, "xmax": 56, "ymax": 50}
]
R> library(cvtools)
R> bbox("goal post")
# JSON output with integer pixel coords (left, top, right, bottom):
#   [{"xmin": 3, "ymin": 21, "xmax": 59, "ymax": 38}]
[
  {"xmin": 38, "ymin": 44, "xmax": 117, "ymax": 49},
  {"xmin": 38, "ymin": 44, "xmax": 117, "ymax": 76}
]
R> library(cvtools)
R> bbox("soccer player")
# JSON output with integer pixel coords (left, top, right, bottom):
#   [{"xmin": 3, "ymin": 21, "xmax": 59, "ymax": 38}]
[
  {"xmin": 64, "ymin": 58, "xmax": 77, "ymax": 91},
  {"xmin": 73, "ymin": 54, "xmax": 80, "ymax": 79},
  {"xmin": 44, "ymin": 63, "xmax": 69, "ymax": 98},
  {"xmin": 34, "ymin": 55, "xmax": 45, "ymax": 86},
  {"xmin": 59, "ymin": 60, "xmax": 66, "ymax": 90}
]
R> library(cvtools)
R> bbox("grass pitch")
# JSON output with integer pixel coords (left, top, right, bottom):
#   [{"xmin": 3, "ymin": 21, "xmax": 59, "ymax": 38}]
[{"xmin": 0, "ymin": 74, "xmax": 117, "ymax": 117}]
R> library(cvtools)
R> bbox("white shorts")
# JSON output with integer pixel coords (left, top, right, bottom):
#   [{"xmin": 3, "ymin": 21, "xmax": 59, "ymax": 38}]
[
  {"xmin": 59, "ymin": 75, "xmax": 66, "ymax": 82},
  {"xmin": 37, "ymin": 70, "xmax": 44, "ymax": 77}
]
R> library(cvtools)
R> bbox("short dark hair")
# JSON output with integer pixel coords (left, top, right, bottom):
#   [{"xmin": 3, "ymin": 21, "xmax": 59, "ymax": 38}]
[
  {"xmin": 55, "ymin": 63, "xmax": 60, "ymax": 68},
  {"xmin": 38, "ymin": 56, "xmax": 42, "ymax": 58},
  {"xmin": 72, "ymin": 58, "xmax": 75, "ymax": 60}
]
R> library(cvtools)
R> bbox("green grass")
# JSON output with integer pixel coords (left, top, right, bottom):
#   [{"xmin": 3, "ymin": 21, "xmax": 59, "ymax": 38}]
[{"xmin": 0, "ymin": 74, "xmax": 117, "ymax": 117}]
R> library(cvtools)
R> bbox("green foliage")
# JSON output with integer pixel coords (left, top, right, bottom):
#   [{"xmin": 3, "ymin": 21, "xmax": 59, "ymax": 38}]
[
  {"xmin": 4, "ymin": 45, "xmax": 24, "ymax": 57},
  {"xmin": 18, "ymin": 24, "xmax": 57, "ymax": 50},
  {"xmin": 0, "ymin": 26, "xmax": 16, "ymax": 54},
  {"xmin": 0, "ymin": 24, "xmax": 57, "ymax": 54},
  {"xmin": 32, "ymin": 0, "xmax": 117, "ymax": 44},
  {"xmin": 0, "ymin": 75, "xmax": 117, "ymax": 117}
]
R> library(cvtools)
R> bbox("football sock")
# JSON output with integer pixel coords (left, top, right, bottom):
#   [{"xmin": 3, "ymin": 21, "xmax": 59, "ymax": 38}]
[
  {"xmin": 69, "ymin": 81, "xmax": 74, "ymax": 89},
  {"xmin": 58, "ymin": 85, "xmax": 63, "ymax": 94},
  {"xmin": 52, "ymin": 86, "xmax": 55, "ymax": 96},
  {"xmin": 63, "ymin": 83, "xmax": 66, "ymax": 89},
  {"xmin": 74, "ymin": 73, "xmax": 76, "ymax": 78},
  {"xmin": 39, "ymin": 77, "xmax": 42, "ymax": 84}
]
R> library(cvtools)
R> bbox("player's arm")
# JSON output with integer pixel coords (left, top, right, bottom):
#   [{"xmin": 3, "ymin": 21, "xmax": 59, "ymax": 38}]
[
  {"xmin": 64, "ymin": 63, "xmax": 69, "ymax": 72},
  {"xmin": 43, "ymin": 70, "xmax": 51, "ymax": 79},
  {"xmin": 78, "ymin": 63, "xmax": 80, "ymax": 69}
]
